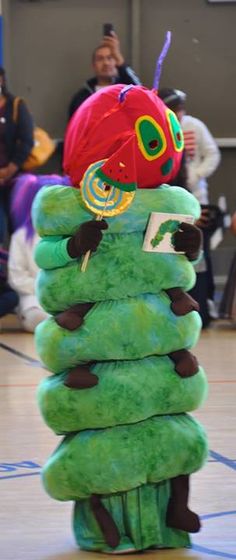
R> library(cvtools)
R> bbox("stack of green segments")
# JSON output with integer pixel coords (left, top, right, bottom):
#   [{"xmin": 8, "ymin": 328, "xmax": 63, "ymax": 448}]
[{"xmin": 33, "ymin": 183, "xmax": 208, "ymax": 553}]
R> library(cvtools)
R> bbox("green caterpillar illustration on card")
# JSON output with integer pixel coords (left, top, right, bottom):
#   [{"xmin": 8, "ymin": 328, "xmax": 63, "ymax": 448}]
[
  {"xmin": 143, "ymin": 212, "xmax": 194, "ymax": 254},
  {"xmin": 151, "ymin": 219, "xmax": 180, "ymax": 249}
]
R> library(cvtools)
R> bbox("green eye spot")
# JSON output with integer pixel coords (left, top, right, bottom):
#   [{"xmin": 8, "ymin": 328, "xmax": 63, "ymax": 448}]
[
  {"xmin": 135, "ymin": 115, "xmax": 167, "ymax": 161},
  {"xmin": 166, "ymin": 109, "xmax": 184, "ymax": 152}
]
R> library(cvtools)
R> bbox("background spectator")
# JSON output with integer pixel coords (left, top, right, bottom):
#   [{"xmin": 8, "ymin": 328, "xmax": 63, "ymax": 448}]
[
  {"xmin": 0, "ymin": 67, "xmax": 34, "ymax": 245},
  {"xmin": 8, "ymin": 173, "xmax": 71, "ymax": 332},
  {"xmin": 68, "ymin": 30, "xmax": 141, "ymax": 120},
  {"xmin": 0, "ymin": 248, "xmax": 18, "ymax": 323},
  {"xmin": 159, "ymin": 87, "xmax": 221, "ymax": 327},
  {"xmin": 219, "ymin": 211, "xmax": 236, "ymax": 322},
  {"xmin": 158, "ymin": 88, "xmax": 221, "ymax": 203}
]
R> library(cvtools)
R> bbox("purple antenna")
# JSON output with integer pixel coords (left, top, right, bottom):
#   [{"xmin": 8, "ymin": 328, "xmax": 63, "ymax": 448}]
[
  {"xmin": 153, "ymin": 30, "xmax": 172, "ymax": 92},
  {"xmin": 119, "ymin": 84, "xmax": 135, "ymax": 103}
]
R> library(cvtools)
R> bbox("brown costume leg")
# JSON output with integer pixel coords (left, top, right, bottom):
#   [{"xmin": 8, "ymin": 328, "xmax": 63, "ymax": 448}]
[
  {"xmin": 55, "ymin": 302, "xmax": 95, "ymax": 331},
  {"xmin": 166, "ymin": 288, "xmax": 199, "ymax": 316},
  {"xmin": 90, "ymin": 494, "xmax": 120, "ymax": 548},
  {"xmin": 169, "ymin": 349, "xmax": 199, "ymax": 378},
  {"xmin": 64, "ymin": 363, "xmax": 98, "ymax": 389},
  {"xmin": 166, "ymin": 474, "xmax": 201, "ymax": 533},
  {"xmin": 55, "ymin": 303, "xmax": 98, "ymax": 389}
]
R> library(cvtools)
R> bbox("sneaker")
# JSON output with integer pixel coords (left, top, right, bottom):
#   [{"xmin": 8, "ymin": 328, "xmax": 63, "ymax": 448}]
[{"xmin": 207, "ymin": 299, "xmax": 219, "ymax": 320}]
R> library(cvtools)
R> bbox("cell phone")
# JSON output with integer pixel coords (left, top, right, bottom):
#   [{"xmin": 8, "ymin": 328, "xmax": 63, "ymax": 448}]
[{"xmin": 103, "ymin": 23, "xmax": 114, "ymax": 36}]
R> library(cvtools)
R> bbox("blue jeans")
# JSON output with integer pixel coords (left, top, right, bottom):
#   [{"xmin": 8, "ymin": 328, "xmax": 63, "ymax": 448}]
[
  {"xmin": 0, "ymin": 288, "xmax": 19, "ymax": 317},
  {"xmin": 0, "ymin": 177, "xmax": 18, "ymax": 244},
  {"xmin": 0, "ymin": 189, "xmax": 7, "ymax": 244}
]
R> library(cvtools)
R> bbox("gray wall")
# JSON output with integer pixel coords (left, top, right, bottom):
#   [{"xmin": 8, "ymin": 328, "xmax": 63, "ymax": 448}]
[
  {"xmin": 3, "ymin": 0, "xmax": 236, "ymax": 137},
  {"xmin": 140, "ymin": 0, "xmax": 236, "ymax": 138},
  {"xmin": 2, "ymin": 0, "xmax": 236, "ymax": 267},
  {"xmin": 3, "ymin": 0, "xmax": 131, "ymax": 137}
]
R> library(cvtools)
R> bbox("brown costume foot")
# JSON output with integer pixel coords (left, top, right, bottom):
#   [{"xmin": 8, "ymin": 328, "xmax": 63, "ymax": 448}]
[
  {"xmin": 55, "ymin": 303, "xmax": 95, "ymax": 331},
  {"xmin": 169, "ymin": 349, "xmax": 199, "ymax": 377},
  {"xmin": 166, "ymin": 288, "xmax": 199, "ymax": 316},
  {"xmin": 166, "ymin": 475, "xmax": 201, "ymax": 533},
  {"xmin": 90, "ymin": 494, "xmax": 120, "ymax": 548},
  {"xmin": 64, "ymin": 364, "xmax": 98, "ymax": 389}
]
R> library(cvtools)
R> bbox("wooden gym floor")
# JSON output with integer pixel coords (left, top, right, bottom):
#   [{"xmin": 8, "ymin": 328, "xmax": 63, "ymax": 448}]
[{"xmin": 0, "ymin": 323, "xmax": 235, "ymax": 560}]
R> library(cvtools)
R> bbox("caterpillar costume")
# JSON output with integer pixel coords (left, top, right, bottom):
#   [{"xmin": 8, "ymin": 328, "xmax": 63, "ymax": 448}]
[{"xmin": 33, "ymin": 83, "xmax": 208, "ymax": 554}]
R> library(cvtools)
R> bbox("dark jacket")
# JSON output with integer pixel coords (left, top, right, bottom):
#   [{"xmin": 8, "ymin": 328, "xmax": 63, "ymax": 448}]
[
  {"xmin": 169, "ymin": 150, "xmax": 188, "ymax": 189},
  {"xmin": 68, "ymin": 63, "xmax": 141, "ymax": 119},
  {"xmin": 4, "ymin": 95, "xmax": 34, "ymax": 168}
]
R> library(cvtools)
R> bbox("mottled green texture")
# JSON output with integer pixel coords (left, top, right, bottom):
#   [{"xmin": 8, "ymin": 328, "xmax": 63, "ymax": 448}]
[
  {"xmin": 33, "ymin": 184, "xmax": 201, "ymax": 237},
  {"xmin": 73, "ymin": 483, "xmax": 190, "ymax": 552},
  {"xmin": 36, "ymin": 294, "xmax": 201, "ymax": 372},
  {"xmin": 35, "ymin": 184, "xmax": 208, "ymax": 552},
  {"xmin": 34, "ymin": 236, "xmax": 74, "ymax": 269},
  {"xmin": 42, "ymin": 413, "xmax": 207, "ymax": 500},
  {"xmin": 36, "ymin": 236, "xmax": 196, "ymax": 312},
  {"xmin": 37, "ymin": 357, "xmax": 207, "ymax": 433}
]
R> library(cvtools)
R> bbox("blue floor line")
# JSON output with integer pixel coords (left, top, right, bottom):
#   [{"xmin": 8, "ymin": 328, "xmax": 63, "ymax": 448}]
[
  {"xmin": 192, "ymin": 544, "xmax": 236, "ymax": 559},
  {"xmin": 210, "ymin": 450, "xmax": 236, "ymax": 471},
  {"xmin": 201, "ymin": 509, "xmax": 236, "ymax": 521},
  {"xmin": 0, "ymin": 471, "xmax": 41, "ymax": 480}
]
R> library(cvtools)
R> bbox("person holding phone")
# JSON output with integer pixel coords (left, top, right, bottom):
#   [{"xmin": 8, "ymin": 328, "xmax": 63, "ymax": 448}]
[
  {"xmin": 159, "ymin": 87, "xmax": 221, "ymax": 327},
  {"xmin": 68, "ymin": 25, "xmax": 141, "ymax": 120}
]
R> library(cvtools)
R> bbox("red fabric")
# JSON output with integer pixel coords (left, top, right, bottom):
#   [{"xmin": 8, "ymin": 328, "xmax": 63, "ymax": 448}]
[
  {"xmin": 183, "ymin": 130, "xmax": 196, "ymax": 159},
  {"xmin": 63, "ymin": 84, "xmax": 182, "ymax": 189}
]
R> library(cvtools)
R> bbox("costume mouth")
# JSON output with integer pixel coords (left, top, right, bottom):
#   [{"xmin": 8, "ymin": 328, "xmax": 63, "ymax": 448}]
[{"xmin": 161, "ymin": 158, "xmax": 173, "ymax": 176}]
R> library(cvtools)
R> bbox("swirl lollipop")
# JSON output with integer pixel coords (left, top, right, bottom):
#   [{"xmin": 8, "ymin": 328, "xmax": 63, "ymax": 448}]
[
  {"xmin": 80, "ymin": 135, "xmax": 137, "ymax": 271},
  {"xmin": 81, "ymin": 160, "xmax": 135, "ymax": 217}
]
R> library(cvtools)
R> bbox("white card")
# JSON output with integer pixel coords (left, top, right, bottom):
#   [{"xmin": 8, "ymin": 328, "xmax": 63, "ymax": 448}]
[{"xmin": 142, "ymin": 212, "xmax": 194, "ymax": 253}]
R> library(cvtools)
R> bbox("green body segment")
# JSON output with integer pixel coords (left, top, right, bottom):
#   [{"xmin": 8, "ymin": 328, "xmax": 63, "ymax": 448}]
[
  {"xmin": 37, "ymin": 359, "xmax": 207, "ymax": 433},
  {"xmin": 36, "ymin": 237, "xmax": 196, "ymax": 312},
  {"xmin": 32, "ymin": 184, "xmax": 201, "ymax": 237},
  {"xmin": 43, "ymin": 413, "xmax": 207, "ymax": 501},
  {"xmin": 35, "ymin": 294, "xmax": 201, "ymax": 372}
]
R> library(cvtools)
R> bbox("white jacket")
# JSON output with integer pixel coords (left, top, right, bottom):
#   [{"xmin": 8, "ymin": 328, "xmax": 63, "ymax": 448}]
[
  {"xmin": 181, "ymin": 115, "xmax": 221, "ymax": 204},
  {"xmin": 8, "ymin": 229, "xmax": 42, "ymax": 314}
]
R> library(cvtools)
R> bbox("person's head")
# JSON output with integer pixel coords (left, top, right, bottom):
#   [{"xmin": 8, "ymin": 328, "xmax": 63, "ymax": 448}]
[
  {"xmin": 158, "ymin": 88, "xmax": 186, "ymax": 122},
  {"xmin": 92, "ymin": 46, "xmax": 117, "ymax": 83},
  {"xmin": 0, "ymin": 67, "xmax": 8, "ymax": 97}
]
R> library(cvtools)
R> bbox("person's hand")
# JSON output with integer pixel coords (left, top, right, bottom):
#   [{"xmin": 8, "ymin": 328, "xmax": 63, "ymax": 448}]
[
  {"xmin": 0, "ymin": 162, "xmax": 18, "ymax": 185},
  {"xmin": 195, "ymin": 208, "xmax": 210, "ymax": 229},
  {"xmin": 102, "ymin": 32, "xmax": 124, "ymax": 66},
  {"xmin": 172, "ymin": 222, "xmax": 202, "ymax": 261},
  {"xmin": 67, "ymin": 219, "xmax": 108, "ymax": 258}
]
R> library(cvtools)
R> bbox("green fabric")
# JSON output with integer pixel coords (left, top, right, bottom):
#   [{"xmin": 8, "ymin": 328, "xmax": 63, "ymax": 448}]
[
  {"xmin": 38, "ymin": 358, "xmax": 207, "ymax": 433},
  {"xmin": 73, "ymin": 483, "xmax": 191, "ymax": 552},
  {"xmin": 36, "ymin": 237, "xmax": 196, "ymax": 312},
  {"xmin": 35, "ymin": 184, "xmax": 207, "ymax": 552},
  {"xmin": 32, "ymin": 184, "xmax": 201, "ymax": 237},
  {"xmin": 35, "ymin": 293, "xmax": 201, "ymax": 372},
  {"xmin": 42, "ymin": 413, "xmax": 207, "ymax": 501},
  {"xmin": 34, "ymin": 236, "xmax": 74, "ymax": 269}
]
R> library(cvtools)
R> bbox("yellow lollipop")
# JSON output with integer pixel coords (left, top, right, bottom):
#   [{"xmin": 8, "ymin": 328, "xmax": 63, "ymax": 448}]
[
  {"xmin": 80, "ymin": 137, "xmax": 137, "ymax": 271},
  {"xmin": 80, "ymin": 159, "xmax": 135, "ymax": 217}
]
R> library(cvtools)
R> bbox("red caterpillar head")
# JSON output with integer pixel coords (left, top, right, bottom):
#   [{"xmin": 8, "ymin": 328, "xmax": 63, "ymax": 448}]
[{"xmin": 63, "ymin": 84, "xmax": 183, "ymax": 189}]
